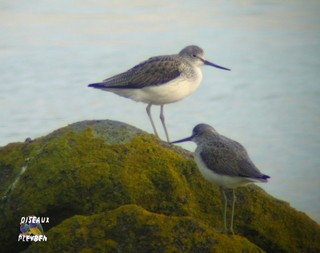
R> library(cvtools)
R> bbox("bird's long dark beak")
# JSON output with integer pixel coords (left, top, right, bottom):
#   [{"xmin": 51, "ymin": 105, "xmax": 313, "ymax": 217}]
[
  {"xmin": 170, "ymin": 136, "xmax": 193, "ymax": 144},
  {"xmin": 201, "ymin": 58, "xmax": 231, "ymax": 71}
]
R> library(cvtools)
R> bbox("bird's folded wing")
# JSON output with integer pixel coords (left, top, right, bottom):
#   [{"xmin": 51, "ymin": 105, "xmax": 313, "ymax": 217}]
[
  {"xmin": 101, "ymin": 57, "xmax": 182, "ymax": 88},
  {"xmin": 200, "ymin": 146, "xmax": 241, "ymax": 177}
]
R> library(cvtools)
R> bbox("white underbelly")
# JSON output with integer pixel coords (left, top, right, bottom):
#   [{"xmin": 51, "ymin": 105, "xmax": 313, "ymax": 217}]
[{"xmin": 103, "ymin": 69, "xmax": 202, "ymax": 105}]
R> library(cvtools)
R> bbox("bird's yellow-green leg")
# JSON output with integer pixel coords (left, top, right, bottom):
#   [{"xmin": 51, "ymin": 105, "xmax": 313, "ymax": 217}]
[
  {"xmin": 160, "ymin": 105, "xmax": 170, "ymax": 142},
  {"xmin": 220, "ymin": 187, "xmax": 228, "ymax": 233},
  {"xmin": 146, "ymin": 104, "xmax": 159, "ymax": 138},
  {"xmin": 230, "ymin": 189, "xmax": 236, "ymax": 235}
]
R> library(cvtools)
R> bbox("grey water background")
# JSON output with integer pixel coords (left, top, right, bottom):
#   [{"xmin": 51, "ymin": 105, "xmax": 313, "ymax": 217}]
[{"xmin": 0, "ymin": 0, "xmax": 319, "ymax": 223}]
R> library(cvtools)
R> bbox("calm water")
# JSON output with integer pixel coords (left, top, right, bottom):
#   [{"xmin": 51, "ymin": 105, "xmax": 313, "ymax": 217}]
[{"xmin": 0, "ymin": 0, "xmax": 319, "ymax": 223}]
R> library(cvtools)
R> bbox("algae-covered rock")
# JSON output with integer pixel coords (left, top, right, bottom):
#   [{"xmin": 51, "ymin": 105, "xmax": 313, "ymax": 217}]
[
  {"xmin": 24, "ymin": 204, "xmax": 262, "ymax": 253},
  {"xmin": 0, "ymin": 120, "xmax": 319, "ymax": 252}
]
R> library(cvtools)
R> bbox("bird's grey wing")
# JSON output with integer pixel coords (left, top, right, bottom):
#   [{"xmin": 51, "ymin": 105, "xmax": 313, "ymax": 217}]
[
  {"xmin": 199, "ymin": 145, "xmax": 241, "ymax": 177},
  {"xmin": 237, "ymin": 159, "xmax": 263, "ymax": 179},
  {"xmin": 222, "ymin": 136, "xmax": 262, "ymax": 178},
  {"xmin": 220, "ymin": 135, "xmax": 249, "ymax": 158},
  {"xmin": 220, "ymin": 136, "xmax": 265, "ymax": 179},
  {"xmin": 100, "ymin": 56, "xmax": 182, "ymax": 89}
]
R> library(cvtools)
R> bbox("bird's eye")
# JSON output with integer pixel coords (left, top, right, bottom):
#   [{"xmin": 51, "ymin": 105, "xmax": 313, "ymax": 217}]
[{"xmin": 192, "ymin": 54, "xmax": 196, "ymax": 58}]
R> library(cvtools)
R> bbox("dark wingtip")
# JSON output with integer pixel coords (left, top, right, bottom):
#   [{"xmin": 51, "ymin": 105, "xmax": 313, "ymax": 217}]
[
  {"xmin": 262, "ymin": 174, "xmax": 270, "ymax": 179},
  {"xmin": 260, "ymin": 174, "xmax": 270, "ymax": 182},
  {"xmin": 88, "ymin": 83, "xmax": 104, "ymax": 88}
]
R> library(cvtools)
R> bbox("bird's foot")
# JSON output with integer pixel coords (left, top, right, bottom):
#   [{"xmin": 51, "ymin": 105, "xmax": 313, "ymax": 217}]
[
  {"xmin": 216, "ymin": 227, "xmax": 235, "ymax": 235},
  {"xmin": 216, "ymin": 227, "xmax": 228, "ymax": 233}
]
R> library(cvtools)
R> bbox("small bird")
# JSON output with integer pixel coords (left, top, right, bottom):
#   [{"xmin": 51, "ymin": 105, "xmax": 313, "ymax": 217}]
[
  {"xmin": 171, "ymin": 123, "xmax": 270, "ymax": 234},
  {"xmin": 88, "ymin": 45, "xmax": 230, "ymax": 142}
]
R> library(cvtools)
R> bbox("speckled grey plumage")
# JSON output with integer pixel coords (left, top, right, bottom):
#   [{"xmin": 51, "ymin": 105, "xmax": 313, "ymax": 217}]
[
  {"xmin": 197, "ymin": 127, "xmax": 268, "ymax": 180},
  {"xmin": 88, "ymin": 46, "xmax": 230, "ymax": 143},
  {"xmin": 89, "ymin": 46, "xmax": 205, "ymax": 89},
  {"xmin": 171, "ymin": 123, "xmax": 270, "ymax": 234},
  {"xmin": 172, "ymin": 123, "xmax": 269, "ymax": 182}
]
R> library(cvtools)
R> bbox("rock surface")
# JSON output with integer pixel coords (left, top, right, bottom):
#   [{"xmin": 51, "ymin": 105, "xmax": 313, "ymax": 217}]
[{"xmin": 0, "ymin": 120, "xmax": 319, "ymax": 252}]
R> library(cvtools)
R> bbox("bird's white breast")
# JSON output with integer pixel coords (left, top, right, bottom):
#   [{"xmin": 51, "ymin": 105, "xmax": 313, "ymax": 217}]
[{"xmin": 105, "ymin": 67, "xmax": 202, "ymax": 105}]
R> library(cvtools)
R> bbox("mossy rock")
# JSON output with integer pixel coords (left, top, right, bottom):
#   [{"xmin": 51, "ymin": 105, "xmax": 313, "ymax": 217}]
[
  {"xmin": 0, "ymin": 120, "xmax": 319, "ymax": 252},
  {"xmin": 24, "ymin": 204, "xmax": 263, "ymax": 253}
]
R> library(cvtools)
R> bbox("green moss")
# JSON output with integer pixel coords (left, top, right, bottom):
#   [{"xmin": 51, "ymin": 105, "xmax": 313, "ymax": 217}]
[
  {"xmin": 0, "ymin": 120, "xmax": 319, "ymax": 253},
  {"xmin": 24, "ymin": 205, "xmax": 263, "ymax": 253},
  {"xmin": 0, "ymin": 142, "xmax": 34, "ymax": 199},
  {"xmin": 235, "ymin": 186, "xmax": 320, "ymax": 252}
]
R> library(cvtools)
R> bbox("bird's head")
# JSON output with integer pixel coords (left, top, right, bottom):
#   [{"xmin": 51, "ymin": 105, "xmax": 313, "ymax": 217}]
[
  {"xmin": 171, "ymin": 123, "xmax": 218, "ymax": 145},
  {"xmin": 179, "ymin": 45, "xmax": 230, "ymax": 70}
]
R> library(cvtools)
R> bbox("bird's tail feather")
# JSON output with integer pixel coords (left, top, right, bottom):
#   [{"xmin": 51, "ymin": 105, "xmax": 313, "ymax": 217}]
[
  {"xmin": 259, "ymin": 174, "xmax": 270, "ymax": 182},
  {"xmin": 88, "ymin": 83, "xmax": 105, "ymax": 88}
]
